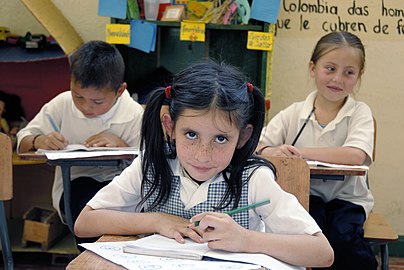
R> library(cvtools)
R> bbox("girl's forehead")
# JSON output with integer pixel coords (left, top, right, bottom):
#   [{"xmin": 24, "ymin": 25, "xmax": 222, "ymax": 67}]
[
  {"xmin": 324, "ymin": 47, "xmax": 361, "ymax": 61},
  {"xmin": 179, "ymin": 108, "xmax": 228, "ymax": 120},
  {"xmin": 319, "ymin": 47, "xmax": 362, "ymax": 69},
  {"xmin": 178, "ymin": 108, "xmax": 238, "ymax": 129}
]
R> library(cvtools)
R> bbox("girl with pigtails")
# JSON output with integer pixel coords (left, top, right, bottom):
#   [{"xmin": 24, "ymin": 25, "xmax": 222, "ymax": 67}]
[{"xmin": 75, "ymin": 61, "xmax": 333, "ymax": 268}]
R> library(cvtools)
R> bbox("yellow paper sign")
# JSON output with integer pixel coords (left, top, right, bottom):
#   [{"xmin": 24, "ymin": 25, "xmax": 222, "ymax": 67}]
[
  {"xmin": 180, "ymin": 22, "xmax": 206, "ymax": 42},
  {"xmin": 247, "ymin": 31, "xmax": 273, "ymax": 51},
  {"xmin": 106, "ymin": 24, "xmax": 130, "ymax": 44}
]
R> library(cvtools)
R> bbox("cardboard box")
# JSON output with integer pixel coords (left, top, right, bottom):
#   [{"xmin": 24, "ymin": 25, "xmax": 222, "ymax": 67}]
[
  {"xmin": 22, "ymin": 206, "xmax": 66, "ymax": 251},
  {"xmin": 21, "ymin": 0, "xmax": 83, "ymax": 55}
]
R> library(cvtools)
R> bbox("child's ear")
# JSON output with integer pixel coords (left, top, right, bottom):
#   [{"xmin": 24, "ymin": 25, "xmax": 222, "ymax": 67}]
[
  {"xmin": 116, "ymin": 83, "xmax": 127, "ymax": 97},
  {"xmin": 237, "ymin": 124, "xmax": 253, "ymax": 149},
  {"xmin": 309, "ymin": 61, "xmax": 316, "ymax": 78},
  {"xmin": 162, "ymin": 113, "xmax": 175, "ymax": 139}
]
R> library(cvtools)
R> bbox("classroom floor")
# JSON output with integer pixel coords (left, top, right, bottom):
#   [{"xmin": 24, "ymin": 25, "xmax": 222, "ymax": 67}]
[
  {"xmin": 0, "ymin": 252, "xmax": 73, "ymax": 269},
  {"xmin": 1, "ymin": 254, "xmax": 404, "ymax": 269},
  {"xmin": 389, "ymin": 257, "xmax": 404, "ymax": 270}
]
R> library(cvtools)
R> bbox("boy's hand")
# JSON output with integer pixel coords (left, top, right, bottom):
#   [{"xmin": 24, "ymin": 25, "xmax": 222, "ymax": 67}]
[
  {"xmin": 38, "ymin": 132, "xmax": 68, "ymax": 150},
  {"xmin": 84, "ymin": 132, "xmax": 127, "ymax": 147},
  {"xmin": 189, "ymin": 212, "xmax": 248, "ymax": 252},
  {"xmin": 153, "ymin": 212, "xmax": 203, "ymax": 244}
]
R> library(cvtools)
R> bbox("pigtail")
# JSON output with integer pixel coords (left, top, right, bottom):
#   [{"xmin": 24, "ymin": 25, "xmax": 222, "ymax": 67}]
[
  {"xmin": 246, "ymin": 86, "xmax": 277, "ymax": 178},
  {"xmin": 246, "ymin": 85, "xmax": 266, "ymax": 153},
  {"xmin": 218, "ymin": 84, "xmax": 275, "ymax": 210},
  {"xmin": 139, "ymin": 88, "xmax": 173, "ymax": 210}
]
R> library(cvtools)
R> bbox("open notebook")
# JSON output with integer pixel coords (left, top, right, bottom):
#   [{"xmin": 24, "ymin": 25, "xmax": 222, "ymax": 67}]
[
  {"xmin": 306, "ymin": 160, "xmax": 369, "ymax": 170},
  {"xmin": 37, "ymin": 144, "xmax": 138, "ymax": 153},
  {"xmin": 36, "ymin": 144, "xmax": 139, "ymax": 160},
  {"xmin": 80, "ymin": 234, "xmax": 303, "ymax": 270}
]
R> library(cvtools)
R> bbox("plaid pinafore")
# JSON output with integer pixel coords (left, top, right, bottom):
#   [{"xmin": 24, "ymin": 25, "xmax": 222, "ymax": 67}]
[{"xmin": 143, "ymin": 169, "xmax": 250, "ymax": 228}]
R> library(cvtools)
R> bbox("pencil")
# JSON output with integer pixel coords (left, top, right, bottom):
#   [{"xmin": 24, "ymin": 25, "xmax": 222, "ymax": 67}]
[
  {"xmin": 46, "ymin": 114, "xmax": 60, "ymax": 132},
  {"xmin": 291, "ymin": 106, "xmax": 316, "ymax": 146},
  {"xmin": 194, "ymin": 199, "xmax": 271, "ymax": 226}
]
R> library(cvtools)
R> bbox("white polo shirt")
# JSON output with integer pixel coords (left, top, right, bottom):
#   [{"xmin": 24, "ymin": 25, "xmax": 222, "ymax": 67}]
[
  {"xmin": 17, "ymin": 90, "xmax": 144, "ymax": 217},
  {"xmin": 88, "ymin": 155, "xmax": 321, "ymax": 236},
  {"xmin": 260, "ymin": 91, "xmax": 374, "ymax": 217}
]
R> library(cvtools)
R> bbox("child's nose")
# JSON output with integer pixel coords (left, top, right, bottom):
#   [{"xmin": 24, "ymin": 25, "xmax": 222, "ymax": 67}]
[
  {"xmin": 81, "ymin": 101, "xmax": 93, "ymax": 111},
  {"xmin": 332, "ymin": 72, "xmax": 343, "ymax": 82},
  {"xmin": 195, "ymin": 143, "xmax": 211, "ymax": 162}
]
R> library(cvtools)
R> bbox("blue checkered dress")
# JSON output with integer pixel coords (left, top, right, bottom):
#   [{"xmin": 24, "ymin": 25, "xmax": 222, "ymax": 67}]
[{"xmin": 143, "ymin": 170, "xmax": 250, "ymax": 228}]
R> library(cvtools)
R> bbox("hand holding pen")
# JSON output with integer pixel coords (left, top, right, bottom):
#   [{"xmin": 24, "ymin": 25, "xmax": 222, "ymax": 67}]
[
  {"xmin": 189, "ymin": 200, "xmax": 271, "ymax": 251},
  {"xmin": 192, "ymin": 199, "xmax": 271, "ymax": 227},
  {"xmin": 37, "ymin": 114, "xmax": 68, "ymax": 150}
]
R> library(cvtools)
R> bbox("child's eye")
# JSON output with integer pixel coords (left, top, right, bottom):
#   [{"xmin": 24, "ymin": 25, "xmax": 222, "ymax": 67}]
[
  {"xmin": 345, "ymin": 70, "xmax": 356, "ymax": 76},
  {"xmin": 185, "ymin": 132, "xmax": 197, "ymax": 140},
  {"xmin": 326, "ymin": 66, "xmax": 335, "ymax": 72},
  {"xmin": 93, "ymin": 100, "xmax": 104, "ymax": 105},
  {"xmin": 215, "ymin": 136, "xmax": 228, "ymax": 144}
]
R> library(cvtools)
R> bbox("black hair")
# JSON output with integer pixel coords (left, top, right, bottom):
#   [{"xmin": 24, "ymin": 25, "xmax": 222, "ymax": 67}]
[
  {"xmin": 139, "ymin": 61, "xmax": 275, "ymax": 210},
  {"xmin": 0, "ymin": 90, "xmax": 25, "ymax": 125},
  {"xmin": 69, "ymin": 40, "xmax": 125, "ymax": 92}
]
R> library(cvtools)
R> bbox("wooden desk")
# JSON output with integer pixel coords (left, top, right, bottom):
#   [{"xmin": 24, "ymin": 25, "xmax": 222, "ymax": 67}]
[
  {"xmin": 309, "ymin": 165, "xmax": 366, "ymax": 181},
  {"xmin": 67, "ymin": 235, "xmax": 139, "ymax": 270},
  {"xmin": 18, "ymin": 153, "xmax": 136, "ymax": 233},
  {"xmin": 67, "ymin": 235, "xmax": 268, "ymax": 270},
  {"xmin": 12, "ymin": 151, "xmax": 46, "ymax": 165}
]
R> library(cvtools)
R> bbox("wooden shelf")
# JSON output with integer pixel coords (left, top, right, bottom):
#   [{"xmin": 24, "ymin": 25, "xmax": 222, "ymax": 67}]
[
  {"xmin": 111, "ymin": 18, "xmax": 269, "ymax": 102},
  {"xmin": 113, "ymin": 19, "xmax": 264, "ymax": 31}
]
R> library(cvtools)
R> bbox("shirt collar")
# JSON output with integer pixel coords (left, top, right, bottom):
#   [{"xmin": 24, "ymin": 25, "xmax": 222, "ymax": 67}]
[{"xmin": 302, "ymin": 90, "xmax": 356, "ymax": 126}]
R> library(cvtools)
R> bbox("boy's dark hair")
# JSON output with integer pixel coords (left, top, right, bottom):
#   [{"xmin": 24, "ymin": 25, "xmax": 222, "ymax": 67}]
[
  {"xmin": 70, "ymin": 40, "xmax": 125, "ymax": 92},
  {"xmin": 139, "ymin": 61, "xmax": 274, "ymax": 210}
]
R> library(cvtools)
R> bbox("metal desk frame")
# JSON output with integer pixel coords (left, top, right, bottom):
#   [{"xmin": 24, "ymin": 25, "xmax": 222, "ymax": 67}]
[{"xmin": 47, "ymin": 155, "xmax": 134, "ymax": 233}]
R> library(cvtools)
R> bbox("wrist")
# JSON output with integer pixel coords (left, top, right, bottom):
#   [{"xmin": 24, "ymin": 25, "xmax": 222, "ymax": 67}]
[
  {"xmin": 256, "ymin": 145, "xmax": 271, "ymax": 155},
  {"xmin": 29, "ymin": 134, "xmax": 41, "ymax": 152}
]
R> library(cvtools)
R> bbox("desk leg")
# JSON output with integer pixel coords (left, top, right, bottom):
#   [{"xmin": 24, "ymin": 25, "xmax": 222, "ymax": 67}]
[
  {"xmin": 380, "ymin": 244, "xmax": 389, "ymax": 270},
  {"xmin": 60, "ymin": 165, "xmax": 74, "ymax": 233},
  {"xmin": 0, "ymin": 201, "xmax": 14, "ymax": 270}
]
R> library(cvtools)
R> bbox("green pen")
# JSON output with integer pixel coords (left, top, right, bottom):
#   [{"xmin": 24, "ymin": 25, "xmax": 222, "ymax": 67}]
[{"xmin": 193, "ymin": 199, "xmax": 271, "ymax": 227}]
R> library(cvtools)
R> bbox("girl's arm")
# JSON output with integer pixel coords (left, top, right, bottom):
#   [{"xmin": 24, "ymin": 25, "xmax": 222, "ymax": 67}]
[
  {"xmin": 258, "ymin": 144, "xmax": 367, "ymax": 165},
  {"xmin": 300, "ymin": 146, "xmax": 367, "ymax": 165},
  {"xmin": 189, "ymin": 212, "xmax": 333, "ymax": 267},
  {"xmin": 74, "ymin": 206, "xmax": 203, "ymax": 244},
  {"xmin": 257, "ymin": 144, "xmax": 302, "ymax": 158}
]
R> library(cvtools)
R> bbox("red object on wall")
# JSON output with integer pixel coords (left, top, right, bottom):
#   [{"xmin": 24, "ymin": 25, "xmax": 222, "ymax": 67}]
[
  {"xmin": 158, "ymin": 3, "xmax": 171, "ymax": 20},
  {"xmin": 265, "ymin": 99, "xmax": 270, "ymax": 111},
  {"xmin": 0, "ymin": 48, "xmax": 70, "ymax": 121}
]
